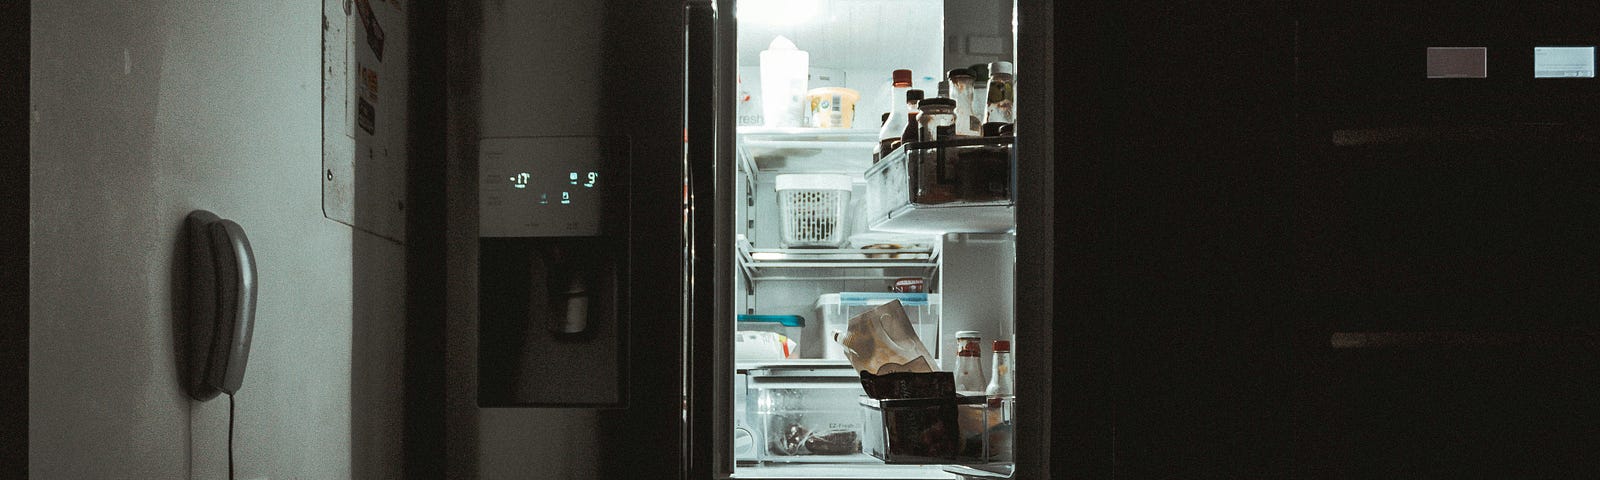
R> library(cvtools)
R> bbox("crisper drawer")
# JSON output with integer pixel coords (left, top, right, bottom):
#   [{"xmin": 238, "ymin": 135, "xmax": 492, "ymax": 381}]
[
  {"xmin": 743, "ymin": 364, "xmax": 876, "ymax": 464},
  {"xmin": 865, "ymin": 138, "xmax": 1016, "ymax": 234}
]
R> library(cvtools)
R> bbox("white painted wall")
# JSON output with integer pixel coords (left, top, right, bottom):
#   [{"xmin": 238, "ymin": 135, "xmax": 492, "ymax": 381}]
[{"xmin": 30, "ymin": 2, "xmax": 404, "ymax": 478}]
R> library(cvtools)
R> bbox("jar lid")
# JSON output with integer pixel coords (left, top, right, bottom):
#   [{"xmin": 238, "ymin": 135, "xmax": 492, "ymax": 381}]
[
  {"xmin": 993, "ymin": 340, "xmax": 1011, "ymax": 352},
  {"xmin": 969, "ymin": 63, "xmax": 990, "ymax": 81},
  {"xmin": 982, "ymin": 122, "xmax": 1007, "ymax": 136},
  {"xmin": 955, "ymin": 330, "xmax": 982, "ymax": 339},
  {"xmin": 906, "ymin": 89, "xmax": 925, "ymax": 102},
  {"xmin": 947, "ymin": 68, "xmax": 975, "ymax": 80},
  {"xmin": 989, "ymin": 61, "xmax": 1015, "ymax": 76},
  {"xmin": 892, "ymin": 69, "xmax": 913, "ymax": 86},
  {"xmin": 917, "ymin": 98, "xmax": 956, "ymax": 108}
]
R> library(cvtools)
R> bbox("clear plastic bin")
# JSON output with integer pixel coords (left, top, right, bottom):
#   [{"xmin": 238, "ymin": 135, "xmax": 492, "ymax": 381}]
[
  {"xmin": 745, "ymin": 365, "xmax": 875, "ymax": 463},
  {"xmin": 859, "ymin": 395, "xmax": 1012, "ymax": 465},
  {"xmin": 805, "ymin": 293, "xmax": 941, "ymax": 360},
  {"xmin": 864, "ymin": 138, "xmax": 1016, "ymax": 234}
]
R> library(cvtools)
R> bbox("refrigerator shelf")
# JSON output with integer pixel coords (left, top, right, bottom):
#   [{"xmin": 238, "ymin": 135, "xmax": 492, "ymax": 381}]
[
  {"xmin": 738, "ymin": 237, "xmax": 940, "ymax": 282},
  {"xmin": 736, "ymin": 126, "xmax": 881, "ymax": 177}
]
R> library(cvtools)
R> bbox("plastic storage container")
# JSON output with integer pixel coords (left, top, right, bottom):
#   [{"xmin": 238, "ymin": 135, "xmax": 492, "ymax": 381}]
[
  {"xmin": 864, "ymin": 137, "xmax": 1015, "ymax": 234},
  {"xmin": 859, "ymin": 394, "xmax": 1007, "ymax": 464},
  {"xmin": 805, "ymin": 293, "xmax": 941, "ymax": 360},
  {"xmin": 774, "ymin": 174, "xmax": 854, "ymax": 248},
  {"xmin": 736, "ymin": 314, "xmax": 806, "ymax": 360},
  {"xmin": 806, "ymin": 87, "xmax": 860, "ymax": 129},
  {"xmin": 759, "ymin": 36, "xmax": 809, "ymax": 128},
  {"xmin": 745, "ymin": 365, "xmax": 873, "ymax": 463}
]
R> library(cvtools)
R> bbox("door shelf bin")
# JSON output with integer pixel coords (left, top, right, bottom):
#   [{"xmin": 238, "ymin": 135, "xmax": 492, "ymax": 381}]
[
  {"xmin": 859, "ymin": 395, "xmax": 1014, "ymax": 466},
  {"xmin": 865, "ymin": 137, "xmax": 1016, "ymax": 234}
]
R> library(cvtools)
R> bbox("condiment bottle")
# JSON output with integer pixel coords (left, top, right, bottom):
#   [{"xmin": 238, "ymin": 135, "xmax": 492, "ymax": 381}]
[
  {"xmin": 984, "ymin": 339, "xmax": 1015, "ymax": 461},
  {"xmin": 899, "ymin": 89, "xmax": 925, "ymax": 147},
  {"xmin": 877, "ymin": 69, "xmax": 914, "ymax": 158},
  {"xmin": 952, "ymin": 331, "xmax": 986, "ymax": 395},
  {"xmin": 947, "ymin": 68, "xmax": 979, "ymax": 137},
  {"xmin": 871, "ymin": 112, "xmax": 892, "ymax": 163},
  {"xmin": 985, "ymin": 339, "xmax": 1014, "ymax": 401},
  {"xmin": 983, "ymin": 61, "xmax": 1015, "ymax": 133},
  {"xmin": 916, "ymin": 97, "xmax": 957, "ymax": 143}
]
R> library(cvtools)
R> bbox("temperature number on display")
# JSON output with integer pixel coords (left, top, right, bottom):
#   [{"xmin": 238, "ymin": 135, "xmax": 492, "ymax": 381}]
[{"xmin": 569, "ymin": 171, "xmax": 599, "ymax": 188}]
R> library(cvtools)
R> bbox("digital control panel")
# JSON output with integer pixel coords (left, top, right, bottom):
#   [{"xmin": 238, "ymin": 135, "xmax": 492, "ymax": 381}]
[{"xmin": 479, "ymin": 137, "xmax": 619, "ymax": 237}]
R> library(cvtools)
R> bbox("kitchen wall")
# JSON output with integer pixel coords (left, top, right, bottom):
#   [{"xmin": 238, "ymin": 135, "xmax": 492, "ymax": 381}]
[{"xmin": 30, "ymin": 1, "xmax": 404, "ymax": 478}]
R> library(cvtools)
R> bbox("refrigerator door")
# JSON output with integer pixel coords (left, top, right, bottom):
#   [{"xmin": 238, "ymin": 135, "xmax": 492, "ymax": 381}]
[
  {"xmin": 444, "ymin": 0, "xmax": 689, "ymax": 478},
  {"xmin": 1294, "ymin": 3, "xmax": 1600, "ymax": 475}
]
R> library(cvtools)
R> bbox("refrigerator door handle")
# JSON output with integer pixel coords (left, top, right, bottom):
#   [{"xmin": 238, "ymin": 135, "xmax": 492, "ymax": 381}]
[{"xmin": 683, "ymin": 1, "xmax": 730, "ymax": 478}]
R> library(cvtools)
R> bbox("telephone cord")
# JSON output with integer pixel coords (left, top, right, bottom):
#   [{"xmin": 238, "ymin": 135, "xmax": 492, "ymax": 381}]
[{"xmin": 228, "ymin": 393, "xmax": 235, "ymax": 480}]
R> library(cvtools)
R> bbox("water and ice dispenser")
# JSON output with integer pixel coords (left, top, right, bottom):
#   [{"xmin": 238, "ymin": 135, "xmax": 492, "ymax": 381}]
[{"xmin": 476, "ymin": 136, "xmax": 629, "ymax": 407}]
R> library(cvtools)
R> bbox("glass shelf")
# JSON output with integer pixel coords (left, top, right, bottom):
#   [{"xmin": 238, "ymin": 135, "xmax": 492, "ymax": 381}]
[
  {"xmin": 737, "ymin": 237, "xmax": 939, "ymax": 283},
  {"xmin": 736, "ymin": 126, "xmax": 880, "ymax": 176}
]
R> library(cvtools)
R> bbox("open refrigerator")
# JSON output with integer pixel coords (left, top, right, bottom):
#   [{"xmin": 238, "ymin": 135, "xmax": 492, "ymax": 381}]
[{"xmin": 699, "ymin": 0, "xmax": 1030, "ymax": 477}]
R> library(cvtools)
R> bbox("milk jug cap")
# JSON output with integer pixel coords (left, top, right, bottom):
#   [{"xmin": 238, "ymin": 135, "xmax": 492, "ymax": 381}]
[{"xmin": 766, "ymin": 35, "xmax": 798, "ymax": 51}]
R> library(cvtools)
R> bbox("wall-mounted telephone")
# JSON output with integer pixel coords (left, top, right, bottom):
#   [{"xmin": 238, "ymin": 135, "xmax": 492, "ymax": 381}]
[{"xmin": 185, "ymin": 210, "xmax": 258, "ymax": 401}]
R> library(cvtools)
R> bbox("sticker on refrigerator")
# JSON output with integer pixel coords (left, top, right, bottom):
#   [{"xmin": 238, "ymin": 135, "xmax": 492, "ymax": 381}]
[
  {"xmin": 1426, "ymin": 47, "xmax": 1487, "ymax": 78},
  {"xmin": 357, "ymin": 97, "xmax": 376, "ymax": 134},
  {"xmin": 358, "ymin": 65, "xmax": 379, "ymax": 103},
  {"xmin": 1534, "ymin": 46, "xmax": 1595, "ymax": 78}
]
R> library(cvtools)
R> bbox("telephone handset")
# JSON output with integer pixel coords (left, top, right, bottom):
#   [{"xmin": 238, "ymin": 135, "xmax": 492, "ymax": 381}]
[{"xmin": 185, "ymin": 210, "xmax": 258, "ymax": 401}]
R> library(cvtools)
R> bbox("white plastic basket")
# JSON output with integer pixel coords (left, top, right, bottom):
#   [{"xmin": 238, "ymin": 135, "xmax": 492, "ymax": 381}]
[{"xmin": 774, "ymin": 174, "xmax": 853, "ymax": 248}]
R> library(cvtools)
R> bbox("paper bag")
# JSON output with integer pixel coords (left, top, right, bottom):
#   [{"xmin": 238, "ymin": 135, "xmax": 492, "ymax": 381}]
[{"xmin": 838, "ymin": 300, "xmax": 935, "ymax": 375}]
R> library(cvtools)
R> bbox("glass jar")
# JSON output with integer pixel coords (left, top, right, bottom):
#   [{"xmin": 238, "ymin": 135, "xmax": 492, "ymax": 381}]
[
  {"xmin": 915, "ymin": 98, "xmax": 957, "ymax": 143},
  {"xmin": 946, "ymin": 68, "xmax": 979, "ymax": 137},
  {"xmin": 983, "ymin": 61, "xmax": 1015, "ymax": 130}
]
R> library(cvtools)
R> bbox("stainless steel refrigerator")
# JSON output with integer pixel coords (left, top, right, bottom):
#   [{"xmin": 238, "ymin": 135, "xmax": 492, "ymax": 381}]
[{"xmin": 442, "ymin": 0, "xmax": 1058, "ymax": 478}]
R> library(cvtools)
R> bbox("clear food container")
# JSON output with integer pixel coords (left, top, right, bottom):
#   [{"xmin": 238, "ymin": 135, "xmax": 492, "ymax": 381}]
[
  {"xmin": 744, "ymin": 364, "xmax": 874, "ymax": 463},
  {"xmin": 859, "ymin": 395, "xmax": 1011, "ymax": 465},
  {"xmin": 865, "ymin": 137, "xmax": 1015, "ymax": 234},
  {"xmin": 805, "ymin": 293, "xmax": 941, "ymax": 360}
]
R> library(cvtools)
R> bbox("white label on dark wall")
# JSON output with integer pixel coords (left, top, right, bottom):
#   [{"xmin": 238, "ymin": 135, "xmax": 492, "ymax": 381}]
[
  {"xmin": 1427, "ymin": 47, "xmax": 1488, "ymax": 78},
  {"xmin": 1534, "ymin": 46, "xmax": 1595, "ymax": 78}
]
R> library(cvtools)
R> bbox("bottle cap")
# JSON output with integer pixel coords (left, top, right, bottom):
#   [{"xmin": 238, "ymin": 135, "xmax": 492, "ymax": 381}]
[
  {"xmin": 937, "ymin": 81, "xmax": 950, "ymax": 97},
  {"xmin": 906, "ymin": 89, "xmax": 924, "ymax": 102},
  {"xmin": 947, "ymin": 68, "xmax": 975, "ymax": 80},
  {"xmin": 989, "ymin": 61, "xmax": 1015, "ymax": 77},
  {"xmin": 917, "ymin": 98, "xmax": 956, "ymax": 109},
  {"xmin": 993, "ymin": 340, "xmax": 1011, "ymax": 352},
  {"xmin": 955, "ymin": 330, "xmax": 982, "ymax": 340},
  {"xmin": 969, "ymin": 63, "xmax": 990, "ymax": 81},
  {"xmin": 892, "ymin": 69, "xmax": 913, "ymax": 87}
]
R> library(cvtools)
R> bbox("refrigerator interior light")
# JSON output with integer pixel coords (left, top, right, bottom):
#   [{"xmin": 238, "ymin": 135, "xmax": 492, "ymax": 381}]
[{"xmin": 738, "ymin": 0, "xmax": 819, "ymax": 26}]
